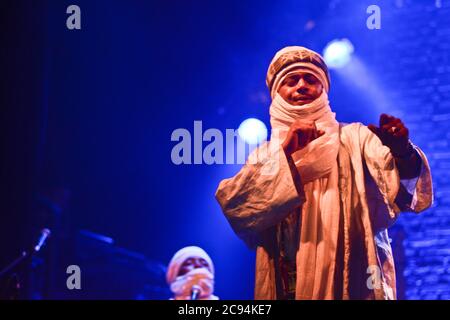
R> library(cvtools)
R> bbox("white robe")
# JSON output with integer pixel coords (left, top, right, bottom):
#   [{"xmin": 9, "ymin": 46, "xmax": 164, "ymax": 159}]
[{"xmin": 215, "ymin": 122, "xmax": 433, "ymax": 300}]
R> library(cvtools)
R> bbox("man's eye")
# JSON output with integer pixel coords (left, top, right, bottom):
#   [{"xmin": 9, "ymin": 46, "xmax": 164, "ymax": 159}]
[
  {"xmin": 305, "ymin": 75, "xmax": 318, "ymax": 84},
  {"xmin": 285, "ymin": 78, "xmax": 297, "ymax": 87}
]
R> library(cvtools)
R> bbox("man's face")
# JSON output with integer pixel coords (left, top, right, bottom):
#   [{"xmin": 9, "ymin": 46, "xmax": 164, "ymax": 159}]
[
  {"xmin": 277, "ymin": 69, "xmax": 323, "ymax": 106},
  {"xmin": 178, "ymin": 256, "xmax": 210, "ymax": 276}
]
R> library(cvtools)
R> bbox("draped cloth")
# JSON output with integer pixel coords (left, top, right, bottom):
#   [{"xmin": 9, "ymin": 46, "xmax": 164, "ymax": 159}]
[
  {"xmin": 269, "ymin": 90, "xmax": 341, "ymax": 298},
  {"xmin": 266, "ymin": 48, "xmax": 341, "ymax": 297},
  {"xmin": 216, "ymin": 45, "xmax": 433, "ymax": 299},
  {"xmin": 215, "ymin": 122, "xmax": 434, "ymax": 299}
]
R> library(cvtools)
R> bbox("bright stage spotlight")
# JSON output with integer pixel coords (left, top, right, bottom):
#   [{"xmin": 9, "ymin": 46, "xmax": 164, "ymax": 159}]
[
  {"xmin": 238, "ymin": 118, "xmax": 268, "ymax": 145},
  {"xmin": 323, "ymin": 39, "xmax": 354, "ymax": 69}
]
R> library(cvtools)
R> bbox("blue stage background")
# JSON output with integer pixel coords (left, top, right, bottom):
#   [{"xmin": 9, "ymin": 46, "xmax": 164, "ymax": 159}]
[{"xmin": 0, "ymin": 0, "xmax": 448, "ymax": 299}]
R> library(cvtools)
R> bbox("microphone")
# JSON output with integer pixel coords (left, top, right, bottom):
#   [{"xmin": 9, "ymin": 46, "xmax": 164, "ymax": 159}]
[
  {"xmin": 190, "ymin": 285, "xmax": 201, "ymax": 300},
  {"xmin": 34, "ymin": 228, "xmax": 51, "ymax": 252}
]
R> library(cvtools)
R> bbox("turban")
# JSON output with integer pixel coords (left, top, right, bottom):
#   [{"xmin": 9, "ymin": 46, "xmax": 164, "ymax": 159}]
[
  {"xmin": 166, "ymin": 246, "xmax": 214, "ymax": 285},
  {"xmin": 266, "ymin": 46, "xmax": 331, "ymax": 98}
]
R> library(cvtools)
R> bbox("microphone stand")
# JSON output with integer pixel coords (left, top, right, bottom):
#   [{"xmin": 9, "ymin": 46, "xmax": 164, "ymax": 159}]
[{"xmin": 0, "ymin": 229, "xmax": 51, "ymax": 299}]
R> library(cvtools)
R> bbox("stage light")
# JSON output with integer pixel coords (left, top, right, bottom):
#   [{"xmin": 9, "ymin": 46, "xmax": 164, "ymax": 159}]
[
  {"xmin": 323, "ymin": 39, "xmax": 354, "ymax": 69},
  {"xmin": 238, "ymin": 118, "xmax": 268, "ymax": 145}
]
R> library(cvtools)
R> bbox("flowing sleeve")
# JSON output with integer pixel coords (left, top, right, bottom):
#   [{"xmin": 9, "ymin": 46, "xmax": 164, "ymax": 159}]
[
  {"xmin": 396, "ymin": 145, "xmax": 434, "ymax": 213},
  {"xmin": 215, "ymin": 142, "xmax": 305, "ymax": 248}
]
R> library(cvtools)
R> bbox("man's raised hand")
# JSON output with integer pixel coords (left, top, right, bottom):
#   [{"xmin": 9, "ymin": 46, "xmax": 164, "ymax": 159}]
[
  {"xmin": 368, "ymin": 113, "xmax": 411, "ymax": 157},
  {"xmin": 281, "ymin": 120, "xmax": 325, "ymax": 157}
]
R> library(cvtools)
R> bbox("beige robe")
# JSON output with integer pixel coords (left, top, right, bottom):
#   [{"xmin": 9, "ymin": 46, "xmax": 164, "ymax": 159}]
[{"xmin": 215, "ymin": 122, "xmax": 433, "ymax": 300}]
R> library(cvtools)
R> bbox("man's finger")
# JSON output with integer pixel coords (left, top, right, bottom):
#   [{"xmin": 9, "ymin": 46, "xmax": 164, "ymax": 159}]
[
  {"xmin": 297, "ymin": 130, "xmax": 309, "ymax": 146},
  {"xmin": 380, "ymin": 113, "xmax": 395, "ymax": 126},
  {"xmin": 394, "ymin": 126, "xmax": 408, "ymax": 138},
  {"xmin": 385, "ymin": 122, "xmax": 406, "ymax": 134},
  {"xmin": 382, "ymin": 121, "xmax": 402, "ymax": 132},
  {"xmin": 381, "ymin": 123, "xmax": 394, "ymax": 133},
  {"xmin": 396, "ymin": 122, "xmax": 405, "ymax": 132},
  {"xmin": 379, "ymin": 114, "xmax": 389, "ymax": 126},
  {"xmin": 293, "ymin": 119, "xmax": 313, "ymax": 127},
  {"xmin": 292, "ymin": 125, "xmax": 310, "ymax": 134},
  {"xmin": 314, "ymin": 130, "xmax": 325, "ymax": 141}
]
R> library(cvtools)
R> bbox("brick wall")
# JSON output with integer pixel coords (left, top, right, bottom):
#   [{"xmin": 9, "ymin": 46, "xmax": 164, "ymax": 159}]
[
  {"xmin": 370, "ymin": 0, "xmax": 449, "ymax": 300},
  {"xmin": 313, "ymin": 0, "xmax": 449, "ymax": 299}
]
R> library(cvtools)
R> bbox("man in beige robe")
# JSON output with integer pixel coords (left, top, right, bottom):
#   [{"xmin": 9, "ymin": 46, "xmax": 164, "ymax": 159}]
[{"xmin": 215, "ymin": 46, "xmax": 433, "ymax": 300}]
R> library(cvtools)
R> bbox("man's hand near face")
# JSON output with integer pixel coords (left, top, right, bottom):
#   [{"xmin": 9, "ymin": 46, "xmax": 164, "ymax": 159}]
[
  {"xmin": 282, "ymin": 119, "xmax": 325, "ymax": 157},
  {"xmin": 280, "ymin": 120, "xmax": 325, "ymax": 193}
]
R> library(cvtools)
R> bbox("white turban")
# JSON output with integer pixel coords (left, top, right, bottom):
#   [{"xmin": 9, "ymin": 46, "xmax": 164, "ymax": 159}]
[{"xmin": 266, "ymin": 46, "xmax": 331, "ymax": 99}]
